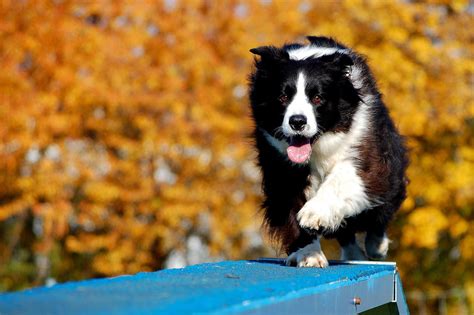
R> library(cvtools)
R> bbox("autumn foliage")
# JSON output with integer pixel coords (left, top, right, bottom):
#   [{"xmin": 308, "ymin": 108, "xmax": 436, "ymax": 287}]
[{"xmin": 0, "ymin": 0, "xmax": 473, "ymax": 312}]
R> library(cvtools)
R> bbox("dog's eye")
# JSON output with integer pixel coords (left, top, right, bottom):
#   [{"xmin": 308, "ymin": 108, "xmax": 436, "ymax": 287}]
[
  {"xmin": 278, "ymin": 94, "xmax": 289, "ymax": 105},
  {"xmin": 311, "ymin": 95, "xmax": 322, "ymax": 106}
]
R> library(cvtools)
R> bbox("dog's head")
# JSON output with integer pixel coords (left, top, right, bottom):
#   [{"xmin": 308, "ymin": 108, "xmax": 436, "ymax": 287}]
[{"xmin": 249, "ymin": 40, "xmax": 361, "ymax": 164}]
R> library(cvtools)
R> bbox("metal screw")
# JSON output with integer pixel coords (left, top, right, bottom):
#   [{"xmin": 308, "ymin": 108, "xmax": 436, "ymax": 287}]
[{"xmin": 353, "ymin": 297, "xmax": 361, "ymax": 305}]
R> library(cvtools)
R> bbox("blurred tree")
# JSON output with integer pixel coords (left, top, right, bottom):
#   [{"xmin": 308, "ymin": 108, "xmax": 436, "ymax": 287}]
[{"xmin": 0, "ymin": 0, "xmax": 472, "ymax": 312}]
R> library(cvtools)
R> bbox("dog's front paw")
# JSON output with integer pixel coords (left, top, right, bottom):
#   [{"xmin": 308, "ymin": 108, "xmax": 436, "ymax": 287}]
[
  {"xmin": 297, "ymin": 198, "xmax": 339, "ymax": 232},
  {"xmin": 285, "ymin": 241, "xmax": 328, "ymax": 268}
]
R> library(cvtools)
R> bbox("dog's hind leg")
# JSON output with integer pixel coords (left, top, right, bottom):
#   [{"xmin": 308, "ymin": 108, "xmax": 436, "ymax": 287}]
[
  {"xmin": 337, "ymin": 231, "xmax": 366, "ymax": 261},
  {"xmin": 365, "ymin": 228, "xmax": 390, "ymax": 260}
]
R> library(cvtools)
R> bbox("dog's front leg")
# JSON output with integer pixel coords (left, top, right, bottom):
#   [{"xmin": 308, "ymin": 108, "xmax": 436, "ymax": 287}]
[
  {"xmin": 286, "ymin": 238, "xmax": 328, "ymax": 268},
  {"xmin": 297, "ymin": 161, "xmax": 372, "ymax": 232}
]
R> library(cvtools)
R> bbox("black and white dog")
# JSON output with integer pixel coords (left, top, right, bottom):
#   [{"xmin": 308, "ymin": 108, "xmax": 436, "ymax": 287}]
[{"xmin": 249, "ymin": 36, "xmax": 408, "ymax": 267}]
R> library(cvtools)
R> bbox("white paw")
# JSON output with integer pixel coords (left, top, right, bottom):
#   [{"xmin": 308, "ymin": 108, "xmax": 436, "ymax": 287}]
[
  {"xmin": 285, "ymin": 241, "xmax": 329, "ymax": 268},
  {"xmin": 296, "ymin": 197, "xmax": 342, "ymax": 232}
]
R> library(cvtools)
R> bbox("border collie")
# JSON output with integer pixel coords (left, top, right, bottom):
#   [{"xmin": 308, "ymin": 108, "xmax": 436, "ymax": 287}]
[{"xmin": 248, "ymin": 36, "xmax": 408, "ymax": 267}]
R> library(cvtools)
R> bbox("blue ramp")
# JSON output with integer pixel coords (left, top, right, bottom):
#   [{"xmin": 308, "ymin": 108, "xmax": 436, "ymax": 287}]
[{"xmin": 0, "ymin": 259, "xmax": 408, "ymax": 314}]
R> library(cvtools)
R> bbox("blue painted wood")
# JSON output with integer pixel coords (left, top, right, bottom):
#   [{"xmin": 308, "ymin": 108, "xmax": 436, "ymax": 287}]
[
  {"xmin": 395, "ymin": 273, "xmax": 410, "ymax": 314},
  {"xmin": 0, "ymin": 260, "xmax": 406, "ymax": 315}
]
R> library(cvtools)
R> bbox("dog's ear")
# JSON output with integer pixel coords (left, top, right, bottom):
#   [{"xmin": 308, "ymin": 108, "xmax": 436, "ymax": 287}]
[
  {"xmin": 250, "ymin": 46, "xmax": 289, "ymax": 63},
  {"xmin": 319, "ymin": 51, "xmax": 353, "ymax": 66},
  {"xmin": 306, "ymin": 36, "xmax": 347, "ymax": 50},
  {"xmin": 306, "ymin": 36, "xmax": 339, "ymax": 47},
  {"xmin": 319, "ymin": 52, "xmax": 353, "ymax": 77}
]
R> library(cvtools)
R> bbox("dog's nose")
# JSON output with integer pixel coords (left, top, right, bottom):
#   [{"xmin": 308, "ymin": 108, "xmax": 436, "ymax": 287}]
[{"xmin": 289, "ymin": 115, "xmax": 307, "ymax": 131}]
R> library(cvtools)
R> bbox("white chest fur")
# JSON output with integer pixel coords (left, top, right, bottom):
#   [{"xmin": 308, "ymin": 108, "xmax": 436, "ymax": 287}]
[
  {"xmin": 299, "ymin": 102, "xmax": 376, "ymax": 231},
  {"xmin": 261, "ymin": 96, "xmax": 376, "ymax": 224},
  {"xmin": 306, "ymin": 99, "xmax": 370, "ymax": 193}
]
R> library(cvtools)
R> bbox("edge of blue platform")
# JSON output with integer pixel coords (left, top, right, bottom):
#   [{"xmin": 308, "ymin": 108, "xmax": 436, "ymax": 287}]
[{"xmin": 0, "ymin": 259, "xmax": 399, "ymax": 315}]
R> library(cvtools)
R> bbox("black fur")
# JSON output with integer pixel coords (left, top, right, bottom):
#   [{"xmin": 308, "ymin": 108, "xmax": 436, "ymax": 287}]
[{"xmin": 248, "ymin": 36, "xmax": 408, "ymax": 258}]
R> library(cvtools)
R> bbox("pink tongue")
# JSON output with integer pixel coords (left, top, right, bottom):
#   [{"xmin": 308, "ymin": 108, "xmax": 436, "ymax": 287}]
[{"xmin": 287, "ymin": 138, "xmax": 312, "ymax": 163}]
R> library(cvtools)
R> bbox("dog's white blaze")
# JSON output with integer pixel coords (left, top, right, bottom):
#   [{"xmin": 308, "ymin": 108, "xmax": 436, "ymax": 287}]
[
  {"xmin": 282, "ymin": 72, "xmax": 317, "ymax": 138},
  {"xmin": 300, "ymin": 99, "xmax": 375, "ymax": 231},
  {"xmin": 287, "ymin": 45, "xmax": 347, "ymax": 60}
]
